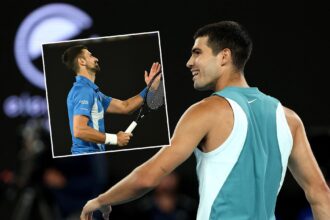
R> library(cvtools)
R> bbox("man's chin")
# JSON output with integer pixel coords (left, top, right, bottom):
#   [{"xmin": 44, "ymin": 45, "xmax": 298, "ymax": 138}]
[{"xmin": 193, "ymin": 83, "xmax": 209, "ymax": 91}]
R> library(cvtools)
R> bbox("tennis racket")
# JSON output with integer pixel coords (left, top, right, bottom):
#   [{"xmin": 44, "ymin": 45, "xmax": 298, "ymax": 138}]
[{"xmin": 125, "ymin": 71, "xmax": 164, "ymax": 133}]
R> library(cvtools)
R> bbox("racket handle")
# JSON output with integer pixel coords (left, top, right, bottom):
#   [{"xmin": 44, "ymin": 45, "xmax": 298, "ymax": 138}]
[{"xmin": 125, "ymin": 121, "xmax": 137, "ymax": 133}]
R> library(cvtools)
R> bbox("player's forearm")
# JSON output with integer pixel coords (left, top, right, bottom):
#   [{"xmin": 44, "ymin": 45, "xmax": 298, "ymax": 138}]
[
  {"xmin": 74, "ymin": 126, "xmax": 105, "ymax": 143},
  {"xmin": 311, "ymin": 204, "xmax": 330, "ymax": 220},
  {"xmin": 97, "ymin": 166, "xmax": 154, "ymax": 206},
  {"xmin": 123, "ymin": 95, "xmax": 143, "ymax": 114},
  {"xmin": 307, "ymin": 183, "xmax": 330, "ymax": 220}
]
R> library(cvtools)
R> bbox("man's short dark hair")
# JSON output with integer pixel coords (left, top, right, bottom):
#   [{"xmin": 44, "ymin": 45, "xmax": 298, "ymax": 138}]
[
  {"xmin": 61, "ymin": 45, "xmax": 87, "ymax": 73},
  {"xmin": 194, "ymin": 21, "xmax": 253, "ymax": 71}
]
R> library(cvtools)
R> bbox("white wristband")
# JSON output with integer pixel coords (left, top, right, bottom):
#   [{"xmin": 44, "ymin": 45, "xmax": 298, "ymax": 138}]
[{"xmin": 105, "ymin": 133, "xmax": 117, "ymax": 145}]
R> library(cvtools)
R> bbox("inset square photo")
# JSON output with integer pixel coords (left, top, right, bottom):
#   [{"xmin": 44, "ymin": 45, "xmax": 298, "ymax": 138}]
[{"xmin": 41, "ymin": 31, "xmax": 170, "ymax": 158}]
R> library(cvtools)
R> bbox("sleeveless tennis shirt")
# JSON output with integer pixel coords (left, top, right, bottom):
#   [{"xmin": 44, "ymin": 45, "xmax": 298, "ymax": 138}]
[{"xmin": 195, "ymin": 87, "xmax": 293, "ymax": 220}]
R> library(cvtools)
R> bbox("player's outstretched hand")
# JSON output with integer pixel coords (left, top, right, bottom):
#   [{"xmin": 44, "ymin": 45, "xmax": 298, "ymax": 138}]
[
  {"xmin": 117, "ymin": 131, "xmax": 133, "ymax": 146},
  {"xmin": 145, "ymin": 62, "xmax": 161, "ymax": 85}
]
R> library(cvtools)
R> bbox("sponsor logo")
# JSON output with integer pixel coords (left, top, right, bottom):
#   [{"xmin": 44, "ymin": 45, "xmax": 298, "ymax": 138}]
[
  {"xmin": 247, "ymin": 99, "xmax": 257, "ymax": 104},
  {"xmin": 79, "ymin": 100, "xmax": 89, "ymax": 105},
  {"xmin": 14, "ymin": 3, "xmax": 93, "ymax": 89}
]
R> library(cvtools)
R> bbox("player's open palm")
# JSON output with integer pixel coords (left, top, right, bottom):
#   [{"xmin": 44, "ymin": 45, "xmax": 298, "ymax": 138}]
[{"xmin": 144, "ymin": 62, "xmax": 161, "ymax": 85}]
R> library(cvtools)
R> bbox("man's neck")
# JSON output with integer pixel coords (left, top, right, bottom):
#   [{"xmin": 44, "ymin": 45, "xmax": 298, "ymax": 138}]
[
  {"xmin": 77, "ymin": 69, "xmax": 95, "ymax": 83},
  {"xmin": 214, "ymin": 70, "xmax": 249, "ymax": 91}
]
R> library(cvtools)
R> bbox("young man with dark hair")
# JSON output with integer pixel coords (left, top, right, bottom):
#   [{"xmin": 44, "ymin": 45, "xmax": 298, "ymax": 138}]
[
  {"xmin": 62, "ymin": 45, "xmax": 161, "ymax": 154},
  {"xmin": 80, "ymin": 21, "xmax": 330, "ymax": 219}
]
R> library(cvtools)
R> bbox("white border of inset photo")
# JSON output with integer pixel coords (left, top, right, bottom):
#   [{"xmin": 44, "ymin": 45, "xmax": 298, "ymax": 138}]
[{"xmin": 41, "ymin": 31, "xmax": 170, "ymax": 158}]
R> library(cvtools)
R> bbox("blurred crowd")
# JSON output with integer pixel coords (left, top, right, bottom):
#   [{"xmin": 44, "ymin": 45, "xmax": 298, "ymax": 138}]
[{"xmin": 0, "ymin": 119, "xmax": 329, "ymax": 220}]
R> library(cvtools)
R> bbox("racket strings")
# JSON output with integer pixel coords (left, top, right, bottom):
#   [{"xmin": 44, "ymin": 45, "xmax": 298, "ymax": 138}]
[{"xmin": 146, "ymin": 77, "xmax": 164, "ymax": 110}]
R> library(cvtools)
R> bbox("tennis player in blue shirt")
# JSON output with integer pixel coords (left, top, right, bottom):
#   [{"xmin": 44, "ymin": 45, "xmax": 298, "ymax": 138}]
[{"xmin": 62, "ymin": 45, "xmax": 160, "ymax": 155}]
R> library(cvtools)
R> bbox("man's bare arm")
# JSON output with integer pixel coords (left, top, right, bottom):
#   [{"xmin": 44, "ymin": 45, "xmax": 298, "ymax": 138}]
[
  {"xmin": 73, "ymin": 115, "xmax": 131, "ymax": 146},
  {"xmin": 285, "ymin": 107, "xmax": 330, "ymax": 220},
  {"xmin": 100, "ymin": 100, "xmax": 212, "ymax": 203},
  {"xmin": 80, "ymin": 98, "xmax": 225, "ymax": 219},
  {"xmin": 106, "ymin": 96, "xmax": 143, "ymax": 115}
]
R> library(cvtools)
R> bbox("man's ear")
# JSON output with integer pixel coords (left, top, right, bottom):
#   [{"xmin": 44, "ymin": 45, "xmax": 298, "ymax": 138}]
[
  {"xmin": 77, "ymin": 57, "xmax": 86, "ymax": 66},
  {"xmin": 218, "ymin": 48, "xmax": 232, "ymax": 67}
]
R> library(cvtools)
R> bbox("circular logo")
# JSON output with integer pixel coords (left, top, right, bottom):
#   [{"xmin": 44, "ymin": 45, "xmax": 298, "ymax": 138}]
[{"xmin": 14, "ymin": 3, "xmax": 93, "ymax": 89}]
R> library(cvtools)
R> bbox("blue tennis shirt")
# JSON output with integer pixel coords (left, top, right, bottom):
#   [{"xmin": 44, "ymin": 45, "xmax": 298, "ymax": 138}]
[{"xmin": 67, "ymin": 75, "xmax": 112, "ymax": 154}]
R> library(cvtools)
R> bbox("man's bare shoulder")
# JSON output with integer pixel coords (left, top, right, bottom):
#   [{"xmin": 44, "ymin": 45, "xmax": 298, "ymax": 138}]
[
  {"xmin": 182, "ymin": 95, "xmax": 232, "ymax": 124},
  {"xmin": 189, "ymin": 95, "xmax": 231, "ymax": 112},
  {"xmin": 283, "ymin": 106, "xmax": 303, "ymax": 136}
]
